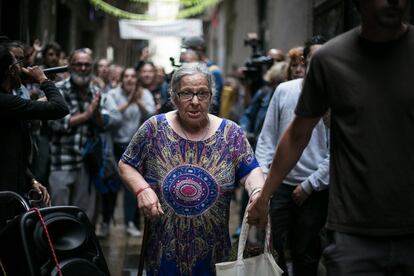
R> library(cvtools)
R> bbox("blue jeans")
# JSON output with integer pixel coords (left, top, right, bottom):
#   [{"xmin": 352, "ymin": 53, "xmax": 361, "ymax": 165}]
[
  {"xmin": 270, "ymin": 183, "xmax": 328, "ymax": 276},
  {"xmin": 323, "ymin": 231, "xmax": 414, "ymax": 276}
]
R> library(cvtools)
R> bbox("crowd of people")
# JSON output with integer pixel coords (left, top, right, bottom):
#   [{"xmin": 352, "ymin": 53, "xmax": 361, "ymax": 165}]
[{"xmin": 0, "ymin": 0, "xmax": 413, "ymax": 275}]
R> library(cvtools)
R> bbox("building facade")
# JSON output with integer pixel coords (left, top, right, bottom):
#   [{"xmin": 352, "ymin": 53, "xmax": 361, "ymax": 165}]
[{"xmin": 0, "ymin": 0, "xmax": 147, "ymax": 66}]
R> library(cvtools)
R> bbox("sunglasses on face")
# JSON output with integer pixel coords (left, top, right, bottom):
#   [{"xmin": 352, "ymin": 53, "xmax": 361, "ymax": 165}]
[{"xmin": 10, "ymin": 59, "xmax": 24, "ymax": 68}]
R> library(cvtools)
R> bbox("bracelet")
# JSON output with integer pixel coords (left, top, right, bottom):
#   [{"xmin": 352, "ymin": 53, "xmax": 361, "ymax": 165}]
[
  {"xmin": 249, "ymin": 187, "xmax": 262, "ymax": 197},
  {"xmin": 135, "ymin": 186, "xmax": 151, "ymax": 197}
]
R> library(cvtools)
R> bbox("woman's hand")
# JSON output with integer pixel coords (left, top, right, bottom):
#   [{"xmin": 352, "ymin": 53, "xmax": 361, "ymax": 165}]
[
  {"xmin": 129, "ymin": 88, "xmax": 143, "ymax": 104},
  {"xmin": 33, "ymin": 39, "xmax": 42, "ymax": 52},
  {"xmin": 241, "ymin": 167, "xmax": 268, "ymax": 227},
  {"xmin": 137, "ymin": 187, "xmax": 164, "ymax": 219},
  {"xmin": 31, "ymin": 179, "xmax": 51, "ymax": 206},
  {"xmin": 127, "ymin": 90, "xmax": 138, "ymax": 104}
]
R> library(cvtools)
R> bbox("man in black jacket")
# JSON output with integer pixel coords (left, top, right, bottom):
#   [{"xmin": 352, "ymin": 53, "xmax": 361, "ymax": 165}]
[{"xmin": 0, "ymin": 44, "xmax": 69, "ymax": 221}]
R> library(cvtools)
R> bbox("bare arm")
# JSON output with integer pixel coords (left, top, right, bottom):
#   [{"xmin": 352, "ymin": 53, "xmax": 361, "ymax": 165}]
[
  {"xmin": 239, "ymin": 167, "xmax": 265, "ymax": 202},
  {"xmin": 240, "ymin": 167, "xmax": 265, "ymax": 194},
  {"xmin": 118, "ymin": 160, "xmax": 163, "ymax": 218},
  {"xmin": 118, "ymin": 160, "xmax": 149, "ymax": 193},
  {"xmin": 247, "ymin": 115, "xmax": 321, "ymax": 226}
]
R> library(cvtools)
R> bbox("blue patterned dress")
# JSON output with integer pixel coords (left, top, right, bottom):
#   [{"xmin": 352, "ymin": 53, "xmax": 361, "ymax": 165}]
[{"xmin": 121, "ymin": 114, "xmax": 259, "ymax": 276}]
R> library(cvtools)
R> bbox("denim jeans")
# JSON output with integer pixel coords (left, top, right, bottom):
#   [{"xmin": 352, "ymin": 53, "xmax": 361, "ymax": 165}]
[{"xmin": 270, "ymin": 183, "xmax": 328, "ymax": 276}]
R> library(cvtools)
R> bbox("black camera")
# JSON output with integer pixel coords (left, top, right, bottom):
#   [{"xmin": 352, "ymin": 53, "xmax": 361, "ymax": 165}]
[{"xmin": 243, "ymin": 33, "xmax": 273, "ymax": 82}]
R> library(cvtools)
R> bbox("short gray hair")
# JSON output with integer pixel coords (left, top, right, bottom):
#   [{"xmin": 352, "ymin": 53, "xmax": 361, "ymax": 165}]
[{"xmin": 169, "ymin": 62, "xmax": 215, "ymax": 103}]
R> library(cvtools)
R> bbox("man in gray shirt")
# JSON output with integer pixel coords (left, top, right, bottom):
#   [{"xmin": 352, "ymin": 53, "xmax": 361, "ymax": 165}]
[{"xmin": 255, "ymin": 36, "xmax": 328, "ymax": 276}]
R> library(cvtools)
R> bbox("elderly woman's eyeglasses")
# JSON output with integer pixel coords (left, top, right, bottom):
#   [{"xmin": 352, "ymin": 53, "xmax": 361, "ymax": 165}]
[{"xmin": 177, "ymin": 90, "xmax": 211, "ymax": 101}]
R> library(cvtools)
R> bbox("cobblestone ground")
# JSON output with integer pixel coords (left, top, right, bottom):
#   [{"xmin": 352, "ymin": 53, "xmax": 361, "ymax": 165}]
[{"xmin": 98, "ymin": 189, "xmax": 242, "ymax": 276}]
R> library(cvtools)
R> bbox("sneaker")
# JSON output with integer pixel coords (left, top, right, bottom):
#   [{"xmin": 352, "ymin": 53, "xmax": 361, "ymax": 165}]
[
  {"xmin": 126, "ymin": 221, "xmax": 142, "ymax": 237},
  {"xmin": 96, "ymin": 223, "xmax": 110, "ymax": 238}
]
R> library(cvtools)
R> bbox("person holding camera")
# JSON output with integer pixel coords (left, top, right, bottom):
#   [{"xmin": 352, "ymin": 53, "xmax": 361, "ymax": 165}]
[
  {"xmin": 239, "ymin": 61, "xmax": 288, "ymax": 148},
  {"xmin": 0, "ymin": 44, "xmax": 69, "ymax": 220}
]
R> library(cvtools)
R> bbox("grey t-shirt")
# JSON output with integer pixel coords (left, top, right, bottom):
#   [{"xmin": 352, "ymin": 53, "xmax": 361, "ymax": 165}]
[
  {"xmin": 296, "ymin": 26, "xmax": 414, "ymax": 236},
  {"xmin": 255, "ymin": 78, "xmax": 329, "ymax": 194},
  {"xmin": 108, "ymin": 86, "xmax": 156, "ymax": 144}
]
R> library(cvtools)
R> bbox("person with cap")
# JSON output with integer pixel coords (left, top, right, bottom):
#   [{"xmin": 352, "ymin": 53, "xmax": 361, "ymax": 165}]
[{"xmin": 182, "ymin": 36, "xmax": 223, "ymax": 115}]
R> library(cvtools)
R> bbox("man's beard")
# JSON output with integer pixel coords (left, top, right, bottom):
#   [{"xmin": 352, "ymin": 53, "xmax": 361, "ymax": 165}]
[{"xmin": 71, "ymin": 71, "xmax": 92, "ymax": 87}]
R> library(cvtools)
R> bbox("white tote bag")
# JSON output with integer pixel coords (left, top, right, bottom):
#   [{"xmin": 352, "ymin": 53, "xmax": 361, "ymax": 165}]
[{"xmin": 215, "ymin": 212, "xmax": 283, "ymax": 276}]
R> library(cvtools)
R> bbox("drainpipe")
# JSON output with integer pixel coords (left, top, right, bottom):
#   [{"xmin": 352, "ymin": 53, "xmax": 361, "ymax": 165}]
[{"xmin": 257, "ymin": 0, "xmax": 267, "ymax": 52}]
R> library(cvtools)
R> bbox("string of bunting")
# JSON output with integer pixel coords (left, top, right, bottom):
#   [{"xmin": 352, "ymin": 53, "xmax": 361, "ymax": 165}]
[
  {"xmin": 130, "ymin": 0, "xmax": 201, "ymax": 7},
  {"xmin": 89, "ymin": 0, "xmax": 221, "ymax": 20}
]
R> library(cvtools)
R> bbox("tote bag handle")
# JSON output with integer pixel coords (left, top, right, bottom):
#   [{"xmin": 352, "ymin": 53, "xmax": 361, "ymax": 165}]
[{"xmin": 237, "ymin": 211, "xmax": 271, "ymax": 260}]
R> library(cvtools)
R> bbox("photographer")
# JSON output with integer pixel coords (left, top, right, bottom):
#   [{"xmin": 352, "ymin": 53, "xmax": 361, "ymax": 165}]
[
  {"xmin": 239, "ymin": 61, "xmax": 288, "ymax": 148},
  {"xmin": 239, "ymin": 33, "xmax": 274, "ymax": 107},
  {"xmin": 0, "ymin": 44, "xmax": 69, "ymax": 221},
  {"xmin": 238, "ymin": 34, "xmax": 276, "ymax": 147}
]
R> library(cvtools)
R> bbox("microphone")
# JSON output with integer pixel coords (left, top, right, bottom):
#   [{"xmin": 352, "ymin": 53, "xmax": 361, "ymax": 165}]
[{"xmin": 42, "ymin": 65, "xmax": 68, "ymax": 75}]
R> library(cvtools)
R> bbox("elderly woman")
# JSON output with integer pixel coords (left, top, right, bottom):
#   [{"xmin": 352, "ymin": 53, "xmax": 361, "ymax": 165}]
[{"xmin": 119, "ymin": 62, "xmax": 264, "ymax": 275}]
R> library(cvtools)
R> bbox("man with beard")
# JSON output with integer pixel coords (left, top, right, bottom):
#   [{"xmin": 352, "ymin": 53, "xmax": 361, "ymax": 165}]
[{"xmin": 48, "ymin": 49, "xmax": 102, "ymax": 220}]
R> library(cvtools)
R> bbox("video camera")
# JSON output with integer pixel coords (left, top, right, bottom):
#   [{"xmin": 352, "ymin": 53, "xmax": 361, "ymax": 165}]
[{"xmin": 242, "ymin": 33, "xmax": 273, "ymax": 83}]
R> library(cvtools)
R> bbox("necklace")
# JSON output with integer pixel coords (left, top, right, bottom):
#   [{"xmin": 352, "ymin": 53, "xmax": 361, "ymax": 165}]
[{"xmin": 177, "ymin": 113, "xmax": 210, "ymax": 141}]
